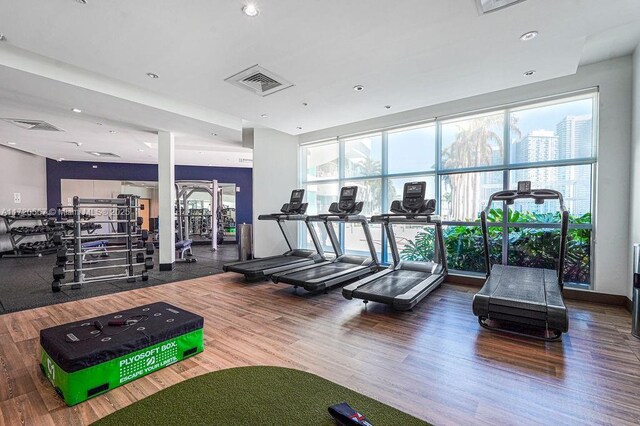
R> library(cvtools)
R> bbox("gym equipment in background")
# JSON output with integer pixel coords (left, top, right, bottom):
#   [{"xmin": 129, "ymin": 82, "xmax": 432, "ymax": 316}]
[
  {"xmin": 343, "ymin": 182, "xmax": 447, "ymax": 311},
  {"xmin": 175, "ymin": 238, "xmax": 196, "ymax": 263},
  {"xmin": 0, "ymin": 211, "xmax": 59, "ymax": 257},
  {"xmin": 472, "ymin": 181, "xmax": 569, "ymax": 341},
  {"xmin": 175, "ymin": 180, "xmax": 219, "ymax": 251},
  {"xmin": 50, "ymin": 195, "xmax": 154, "ymax": 292},
  {"xmin": 223, "ymin": 189, "xmax": 326, "ymax": 281},
  {"xmin": 39, "ymin": 302, "xmax": 204, "ymax": 406},
  {"xmin": 271, "ymin": 186, "xmax": 379, "ymax": 294}
]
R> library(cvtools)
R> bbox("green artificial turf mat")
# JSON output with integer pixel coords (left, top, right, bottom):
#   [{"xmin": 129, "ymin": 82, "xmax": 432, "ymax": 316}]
[{"xmin": 93, "ymin": 366, "xmax": 429, "ymax": 425}]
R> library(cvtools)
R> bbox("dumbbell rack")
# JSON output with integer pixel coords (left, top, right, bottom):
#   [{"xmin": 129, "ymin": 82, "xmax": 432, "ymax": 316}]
[
  {"xmin": 0, "ymin": 213, "xmax": 58, "ymax": 258},
  {"xmin": 51, "ymin": 196, "xmax": 155, "ymax": 292}
]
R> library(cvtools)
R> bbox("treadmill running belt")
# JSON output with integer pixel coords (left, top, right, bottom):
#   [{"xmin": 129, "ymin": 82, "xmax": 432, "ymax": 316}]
[
  {"xmin": 354, "ymin": 270, "xmax": 429, "ymax": 298},
  {"xmin": 232, "ymin": 256, "xmax": 307, "ymax": 272},
  {"xmin": 283, "ymin": 262, "xmax": 358, "ymax": 281},
  {"xmin": 488, "ymin": 265, "xmax": 548, "ymax": 311}
]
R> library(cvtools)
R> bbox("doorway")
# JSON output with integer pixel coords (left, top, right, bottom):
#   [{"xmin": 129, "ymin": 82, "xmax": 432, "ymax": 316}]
[{"xmin": 138, "ymin": 198, "xmax": 151, "ymax": 231}]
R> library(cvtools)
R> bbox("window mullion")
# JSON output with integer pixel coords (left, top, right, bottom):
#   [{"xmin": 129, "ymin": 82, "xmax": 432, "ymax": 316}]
[{"xmin": 502, "ymin": 109, "xmax": 511, "ymax": 266}]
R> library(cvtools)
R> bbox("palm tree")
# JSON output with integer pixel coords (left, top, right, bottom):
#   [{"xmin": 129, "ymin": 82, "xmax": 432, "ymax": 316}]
[
  {"xmin": 355, "ymin": 158, "xmax": 383, "ymax": 214},
  {"xmin": 442, "ymin": 115, "xmax": 521, "ymax": 220}
]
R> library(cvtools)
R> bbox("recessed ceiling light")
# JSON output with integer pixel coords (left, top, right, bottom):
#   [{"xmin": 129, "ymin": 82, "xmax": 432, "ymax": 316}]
[
  {"xmin": 92, "ymin": 152, "xmax": 101, "ymax": 156},
  {"xmin": 302, "ymin": 102, "xmax": 308, "ymax": 107},
  {"xmin": 260, "ymin": 114, "xmax": 268, "ymax": 118},
  {"xmin": 0, "ymin": 34, "xmax": 6, "ymax": 42},
  {"xmin": 109, "ymin": 130, "xmax": 117, "ymax": 134},
  {"xmin": 384, "ymin": 105, "xmax": 391, "ymax": 109},
  {"xmin": 71, "ymin": 108, "xmax": 82, "ymax": 113},
  {"xmin": 146, "ymin": 72, "xmax": 159, "ymax": 79},
  {"xmin": 57, "ymin": 158, "xmax": 65, "ymax": 162},
  {"xmin": 520, "ymin": 31, "xmax": 538, "ymax": 41},
  {"xmin": 211, "ymin": 132, "xmax": 218, "ymax": 137},
  {"xmin": 523, "ymin": 70, "xmax": 536, "ymax": 76},
  {"xmin": 7, "ymin": 141, "xmax": 16, "ymax": 145},
  {"xmin": 353, "ymin": 85, "xmax": 364, "ymax": 91},
  {"xmin": 138, "ymin": 149, "xmax": 144, "ymax": 152},
  {"xmin": 296, "ymin": 126, "xmax": 303, "ymax": 130},
  {"xmin": 242, "ymin": 4, "xmax": 259, "ymax": 17},
  {"xmin": 208, "ymin": 163, "xmax": 213, "ymax": 167}
]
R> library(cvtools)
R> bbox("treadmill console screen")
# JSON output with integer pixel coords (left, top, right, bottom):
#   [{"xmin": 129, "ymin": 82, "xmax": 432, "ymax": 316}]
[
  {"xmin": 517, "ymin": 181, "xmax": 532, "ymax": 194},
  {"xmin": 402, "ymin": 182, "xmax": 426, "ymax": 211},
  {"xmin": 342, "ymin": 188, "xmax": 355, "ymax": 197},
  {"xmin": 406, "ymin": 184, "xmax": 422, "ymax": 195},
  {"xmin": 289, "ymin": 189, "xmax": 305, "ymax": 211},
  {"xmin": 338, "ymin": 186, "xmax": 358, "ymax": 211},
  {"xmin": 290, "ymin": 189, "xmax": 304, "ymax": 203}
]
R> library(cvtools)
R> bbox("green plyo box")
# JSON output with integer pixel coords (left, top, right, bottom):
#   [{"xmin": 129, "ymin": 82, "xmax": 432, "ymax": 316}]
[{"xmin": 39, "ymin": 302, "xmax": 204, "ymax": 406}]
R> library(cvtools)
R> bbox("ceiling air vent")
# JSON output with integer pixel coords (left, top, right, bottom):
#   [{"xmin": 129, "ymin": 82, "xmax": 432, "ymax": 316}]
[
  {"xmin": 1, "ymin": 118, "xmax": 64, "ymax": 132},
  {"xmin": 85, "ymin": 151, "xmax": 120, "ymax": 158},
  {"xmin": 476, "ymin": 0, "xmax": 527, "ymax": 14},
  {"xmin": 225, "ymin": 65, "xmax": 293, "ymax": 97}
]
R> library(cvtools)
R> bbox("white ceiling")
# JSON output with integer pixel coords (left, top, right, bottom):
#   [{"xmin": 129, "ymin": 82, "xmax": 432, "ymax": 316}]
[
  {"xmin": 1, "ymin": 0, "xmax": 640, "ymax": 163},
  {"xmin": 0, "ymin": 65, "xmax": 252, "ymax": 167}
]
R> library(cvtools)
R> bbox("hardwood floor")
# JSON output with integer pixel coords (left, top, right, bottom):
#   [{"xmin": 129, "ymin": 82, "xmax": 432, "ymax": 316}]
[{"xmin": 1, "ymin": 273, "xmax": 639, "ymax": 425}]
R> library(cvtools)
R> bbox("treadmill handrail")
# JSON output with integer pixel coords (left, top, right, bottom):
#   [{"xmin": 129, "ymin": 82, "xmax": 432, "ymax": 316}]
[
  {"xmin": 371, "ymin": 213, "xmax": 441, "ymax": 224},
  {"xmin": 313, "ymin": 213, "xmax": 370, "ymax": 222},
  {"xmin": 305, "ymin": 215, "xmax": 378, "ymax": 266},
  {"xmin": 480, "ymin": 188, "xmax": 570, "ymax": 289},
  {"xmin": 258, "ymin": 213, "xmax": 308, "ymax": 221},
  {"xmin": 482, "ymin": 189, "xmax": 568, "ymax": 211}
]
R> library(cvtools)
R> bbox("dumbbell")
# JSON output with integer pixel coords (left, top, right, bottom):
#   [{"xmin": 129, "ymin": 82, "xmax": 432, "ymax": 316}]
[
  {"xmin": 146, "ymin": 242, "xmax": 155, "ymax": 255},
  {"xmin": 136, "ymin": 217, "xmax": 144, "ymax": 226},
  {"xmin": 52, "ymin": 233, "xmax": 64, "ymax": 246},
  {"xmin": 140, "ymin": 230, "xmax": 149, "ymax": 242},
  {"xmin": 56, "ymin": 248, "xmax": 68, "ymax": 266},
  {"xmin": 141, "ymin": 271, "xmax": 149, "ymax": 282},
  {"xmin": 144, "ymin": 257, "xmax": 154, "ymax": 270},
  {"xmin": 53, "ymin": 266, "xmax": 66, "ymax": 281},
  {"xmin": 136, "ymin": 252, "xmax": 145, "ymax": 264}
]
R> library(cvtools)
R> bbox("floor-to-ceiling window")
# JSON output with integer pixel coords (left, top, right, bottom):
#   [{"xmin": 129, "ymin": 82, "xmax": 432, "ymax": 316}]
[{"xmin": 300, "ymin": 90, "xmax": 597, "ymax": 288}]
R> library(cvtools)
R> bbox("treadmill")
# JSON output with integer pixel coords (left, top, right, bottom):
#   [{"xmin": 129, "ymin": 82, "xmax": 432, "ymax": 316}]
[
  {"xmin": 343, "ymin": 182, "xmax": 448, "ymax": 311},
  {"xmin": 472, "ymin": 180, "xmax": 569, "ymax": 341},
  {"xmin": 271, "ymin": 186, "xmax": 379, "ymax": 293},
  {"xmin": 222, "ymin": 189, "xmax": 325, "ymax": 282}
]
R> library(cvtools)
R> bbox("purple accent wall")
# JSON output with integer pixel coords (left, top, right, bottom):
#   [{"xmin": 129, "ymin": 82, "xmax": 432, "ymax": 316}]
[{"xmin": 45, "ymin": 159, "xmax": 252, "ymax": 225}]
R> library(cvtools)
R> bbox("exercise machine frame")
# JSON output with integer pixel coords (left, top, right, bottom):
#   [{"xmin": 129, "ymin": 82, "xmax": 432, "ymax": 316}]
[{"xmin": 473, "ymin": 181, "xmax": 569, "ymax": 341}]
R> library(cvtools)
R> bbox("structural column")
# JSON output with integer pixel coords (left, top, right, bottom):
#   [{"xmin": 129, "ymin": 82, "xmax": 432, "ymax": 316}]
[{"xmin": 158, "ymin": 131, "xmax": 175, "ymax": 270}]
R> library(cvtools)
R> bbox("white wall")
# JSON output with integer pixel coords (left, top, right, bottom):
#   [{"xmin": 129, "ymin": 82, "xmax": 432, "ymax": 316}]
[
  {"xmin": 0, "ymin": 146, "xmax": 46, "ymax": 211},
  {"xmin": 252, "ymin": 128, "xmax": 299, "ymax": 257},
  {"xmin": 630, "ymin": 45, "xmax": 640, "ymax": 299},
  {"xmin": 0, "ymin": 146, "xmax": 47, "ymax": 251},
  {"xmin": 301, "ymin": 56, "xmax": 634, "ymax": 297},
  {"xmin": 60, "ymin": 179, "xmax": 122, "ymax": 205}
]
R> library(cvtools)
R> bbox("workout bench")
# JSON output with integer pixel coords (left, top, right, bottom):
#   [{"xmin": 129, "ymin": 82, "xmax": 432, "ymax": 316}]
[
  {"xmin": 176, "ymin": 239, "xmax": 196, "ymax": 263},
  {"xmin": 81, "ymin": 239, "xmax": 108, "ymax": 262}
]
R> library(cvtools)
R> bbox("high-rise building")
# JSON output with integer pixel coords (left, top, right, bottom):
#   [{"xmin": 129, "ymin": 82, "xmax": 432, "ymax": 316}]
[
  {"xmin": 512, "ymin": 130, "xmax": 559, "ymax": 214},
  {"xmin": 556, "ymin": 115, "xmax": 593, "ymax": 215},
  {"xmin": 556, "ymin": 115, "xmax": 593, "ymax": 160}
]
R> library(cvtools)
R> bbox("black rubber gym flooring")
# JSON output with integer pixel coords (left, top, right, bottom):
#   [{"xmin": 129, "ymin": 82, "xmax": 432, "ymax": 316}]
[{"xmin": 0, "ymin": 244, "xmax": 238, "ymax": 314}]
